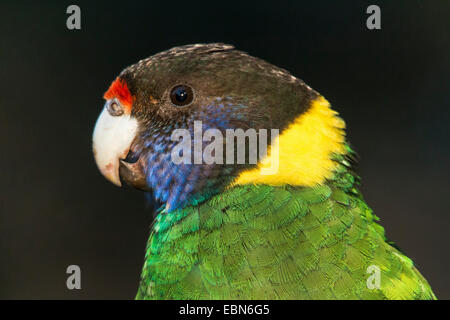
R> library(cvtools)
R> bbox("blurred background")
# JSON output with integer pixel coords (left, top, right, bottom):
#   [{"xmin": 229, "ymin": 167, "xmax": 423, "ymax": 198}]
[{"xmin": 0, "ymin": 0, "xmax": 448, "ymax": 299}]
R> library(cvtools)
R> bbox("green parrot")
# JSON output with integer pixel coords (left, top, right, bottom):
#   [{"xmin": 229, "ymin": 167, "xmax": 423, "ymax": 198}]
[{"xmin": 92, "ymin": 43, "xmax": 436, "ymax": 300}]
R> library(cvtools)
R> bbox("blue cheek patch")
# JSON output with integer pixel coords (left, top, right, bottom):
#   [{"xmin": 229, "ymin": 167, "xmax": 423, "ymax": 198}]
[{"xmin": 142, "ymin": 100, "xmax": 249, "ymax": 212}]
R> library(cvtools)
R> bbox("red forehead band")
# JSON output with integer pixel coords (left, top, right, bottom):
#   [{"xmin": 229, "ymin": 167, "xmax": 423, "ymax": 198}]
[{"xmin": 104, "ymin": 77, "xmax": 134, "ymax": 112}]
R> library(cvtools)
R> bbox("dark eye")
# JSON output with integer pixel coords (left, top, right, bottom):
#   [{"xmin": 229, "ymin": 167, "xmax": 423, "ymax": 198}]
[
  {"xmin": 170, "ymin": 85, "xmax": 194, "ymax": 107},
  {"xmin": 107, "ymin": 100, "xmax": 124, "ymax": 116}
]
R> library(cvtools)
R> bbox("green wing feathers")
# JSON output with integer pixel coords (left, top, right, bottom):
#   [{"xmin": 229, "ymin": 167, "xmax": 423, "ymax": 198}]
[{"xmin": 136, "ymin": 152, "xmax": 436, "ymax": 300}]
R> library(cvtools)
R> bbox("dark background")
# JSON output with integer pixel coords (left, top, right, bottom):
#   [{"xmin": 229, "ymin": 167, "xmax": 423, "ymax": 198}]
[{"xmin": 0, "ymin": 0, "xmax": 448, "ymax": 299}]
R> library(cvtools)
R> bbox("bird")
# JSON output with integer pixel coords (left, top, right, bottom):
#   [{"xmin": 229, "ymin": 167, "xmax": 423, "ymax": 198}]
[{"xmin": 92, "ymin": 43, "xmax": 436, "ymax": 299}]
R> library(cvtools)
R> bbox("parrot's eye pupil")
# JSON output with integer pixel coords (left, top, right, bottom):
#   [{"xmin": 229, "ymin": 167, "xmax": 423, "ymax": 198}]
[
  {"xmin": 170, "ymin": 85, "xmax": 194, "ymax": 107},
  {"xmin": 107, "ymin": 100, "xmax": 124, "ymax": 116}
]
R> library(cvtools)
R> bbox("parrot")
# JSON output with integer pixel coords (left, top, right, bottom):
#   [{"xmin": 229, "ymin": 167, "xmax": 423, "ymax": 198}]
[{"xmin": 92, "ymin": 43, "xmax": 436, "ymax": 300}]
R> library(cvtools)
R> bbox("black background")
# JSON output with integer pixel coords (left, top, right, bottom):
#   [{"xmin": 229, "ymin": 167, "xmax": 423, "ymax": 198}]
[{"xmin": 0, "ymin": 0, "xmax": 448, "ymax": 299}]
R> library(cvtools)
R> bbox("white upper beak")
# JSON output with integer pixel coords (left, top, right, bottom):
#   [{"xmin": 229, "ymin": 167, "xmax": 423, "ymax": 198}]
[{"xmin": 92, "ymin": 104, "xmax": 138, "ymax": 186}]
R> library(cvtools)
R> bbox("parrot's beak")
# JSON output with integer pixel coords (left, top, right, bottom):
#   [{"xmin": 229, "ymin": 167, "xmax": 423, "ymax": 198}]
[
  {"xmin": 92, "ymin": 104, "xmax": 139, "ymax": 186},
  {"xmin": 119, "ymin": 159, "xmax": 151, "ymax": 191}
]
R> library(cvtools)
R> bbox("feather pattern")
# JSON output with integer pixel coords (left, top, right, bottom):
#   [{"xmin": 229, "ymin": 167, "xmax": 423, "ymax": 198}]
[{"xmin": 136, "ymin": 148, "xmax": 436, "ymax": 300}]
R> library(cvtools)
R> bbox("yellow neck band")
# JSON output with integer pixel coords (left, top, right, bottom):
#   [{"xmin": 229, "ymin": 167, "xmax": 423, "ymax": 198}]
[{"xmin": 232, "ymin": 96, "xmax": 347, "ymax": 187}]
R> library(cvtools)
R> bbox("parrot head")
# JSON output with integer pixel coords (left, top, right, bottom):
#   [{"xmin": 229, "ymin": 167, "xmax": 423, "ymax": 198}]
[{"xmin": 93, "ymin": 43, "xmax": 321, "ymax": 211}]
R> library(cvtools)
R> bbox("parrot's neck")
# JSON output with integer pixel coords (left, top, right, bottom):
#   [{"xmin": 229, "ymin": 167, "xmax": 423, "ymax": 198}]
[
  {"xmin": 141, "ymin": 103, "xmax": 352, "ymax": 297},
  {"xmin": 152, "ymin": 96, "xmax": 347, "ymax": 213},
  {"xmin": 150, "ymin": 96, "xmax": 348, "ymax": 224},
  {"xmin": 232, "ymin": 96, "xmax": 348, "ymax": 187}
]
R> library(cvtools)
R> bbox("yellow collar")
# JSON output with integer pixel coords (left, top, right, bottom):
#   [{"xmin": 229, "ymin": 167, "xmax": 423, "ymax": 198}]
[{"xmin": 232, "ymin": 96, "xmax": 347, "ymax": 187}]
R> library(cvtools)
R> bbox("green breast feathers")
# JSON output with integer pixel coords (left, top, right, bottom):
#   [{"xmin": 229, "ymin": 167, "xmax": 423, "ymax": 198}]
[{"xmin": 136, "ymin": 152, "xmax": 435, "ymax": 300}]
